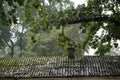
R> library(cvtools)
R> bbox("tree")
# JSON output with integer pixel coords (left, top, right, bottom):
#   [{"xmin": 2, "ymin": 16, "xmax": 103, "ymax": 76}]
[
  {"xmin": 24, "ymin": 0, "xmax": 74, "ymax": 56},
  {"xmin": 0, "ymin": 0, "xmax": 74, "ymax": 57},
  {"xmin": 1, "ymin": 0, "xmax": 120, "ymax": 56},
  {"xmin": 0, "ymin": 0, "xmax": 27, "ymax": 57},
  {"xmin": 47, "ymin": 0, "xmax": 120, "ymax": 55},
  {"xmin": 0, "ymin": 25, "xmax": 11, "ymax": 54}
]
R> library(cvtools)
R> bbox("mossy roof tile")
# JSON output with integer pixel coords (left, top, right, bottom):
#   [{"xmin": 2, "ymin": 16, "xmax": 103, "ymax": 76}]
[{"xmin": 0, "ymin": 56, "xmax": 120, "ymax": 78}]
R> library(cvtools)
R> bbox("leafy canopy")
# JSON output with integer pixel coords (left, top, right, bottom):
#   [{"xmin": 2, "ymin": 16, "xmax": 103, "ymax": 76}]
[
  {"xmin": 1, "ymin": 0, "xmax": 120, "ymax": 56},
  {"xmin": 47, "ymin": 0, "xmax": 120, "ymax": 55}
]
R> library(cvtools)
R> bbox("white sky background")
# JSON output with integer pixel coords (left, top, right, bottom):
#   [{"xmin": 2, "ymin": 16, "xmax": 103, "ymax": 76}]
[{"xmin": 71, "ymin": 0, "xmax": 87, "ymax": 7}]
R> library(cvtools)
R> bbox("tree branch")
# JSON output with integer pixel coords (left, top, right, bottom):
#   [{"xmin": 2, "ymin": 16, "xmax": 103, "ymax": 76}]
[
  {"xmin": 2, "ymin": 39, "xmax": 12, "ymax": 49},
  {"xmin": 67, "ymin": 16, "xmax": 120, "ymax": 25},
  {"xmin": 9, "ymin": 38, "xmax": 15, "ymax": 47},
  {"xmin": 48, "ymin": 14, "xmax": 120, "ymax": 26}
]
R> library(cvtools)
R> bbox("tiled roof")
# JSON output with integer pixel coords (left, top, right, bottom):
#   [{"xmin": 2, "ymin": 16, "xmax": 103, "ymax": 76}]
[{"xmin": 0, "ymin": 56, "xmax": 120, "ymax": 78}]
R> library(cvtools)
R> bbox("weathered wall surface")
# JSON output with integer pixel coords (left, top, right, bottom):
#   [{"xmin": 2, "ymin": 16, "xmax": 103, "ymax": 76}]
[
  {"xmin": 1, "ymin": 77, "xmax": 120, "ymax": 80},
  {"xmin": 0, "ymin": 78, "xmax": 16, "ymax": 80},
  {"xmin": 19, "ymin": 77, "xmax": 120, "ymax": 80}
]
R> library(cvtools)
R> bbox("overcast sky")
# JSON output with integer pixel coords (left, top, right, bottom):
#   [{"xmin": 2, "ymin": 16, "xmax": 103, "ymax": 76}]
[{"xmin": 71, "ymin": 0, "xmax": 87, "ymax": 7}]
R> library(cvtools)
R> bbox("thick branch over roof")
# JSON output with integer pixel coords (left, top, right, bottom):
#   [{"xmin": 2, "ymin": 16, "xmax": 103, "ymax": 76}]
[
  {"xmin": 48, "ymin": 13, "xmax": 120, "ymax": 26},
  {"xmin": 67, "ymin": 16, "xmax": 120, "ymax": 25}
]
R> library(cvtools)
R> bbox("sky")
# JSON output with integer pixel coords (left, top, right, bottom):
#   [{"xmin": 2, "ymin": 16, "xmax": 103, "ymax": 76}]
[{"xmin": 71, "ymin": 0, "xmax": 87, "ymax": 7}]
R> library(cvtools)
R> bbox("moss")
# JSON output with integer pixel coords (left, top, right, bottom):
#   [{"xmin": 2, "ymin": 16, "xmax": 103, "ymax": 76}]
[{"xmin": 0, "ymin": 56, "xmax": 82, "ymax": 72}]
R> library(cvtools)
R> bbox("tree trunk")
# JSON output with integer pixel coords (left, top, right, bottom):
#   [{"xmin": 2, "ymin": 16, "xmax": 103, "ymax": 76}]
[
  {"xmin": 10, "ymin": 46, "xmax": 14, "ymax": 57},
  {"xmin": 19, "ymin": 37, "xmax": 23, "ymax": 57},
  {"xmin": 2, "ymin": 39, "xmax": 15, "ymax": 57},
  {"xmin": 67, "ymin": 47, "xmax": 75, "ymax": 59},
  {"xmin": 9, "ymin": 39, "xmax": 15, "ymax": 57},
  {"xmin": 19, "ymin": 26, "xmax": 24, "ymax": 57}
]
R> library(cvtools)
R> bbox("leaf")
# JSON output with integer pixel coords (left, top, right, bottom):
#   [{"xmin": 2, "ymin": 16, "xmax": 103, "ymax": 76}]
[
  {"xmin": 114, "ymin": 43, "xmax": 118, "ymax": 48},
  {"xmin": 48, "ymin": 0, "xmax": 52, "ymax": 3},
  {"xmin": 57, "ymin": 0, "xmax": 62, "ymax": 2}
]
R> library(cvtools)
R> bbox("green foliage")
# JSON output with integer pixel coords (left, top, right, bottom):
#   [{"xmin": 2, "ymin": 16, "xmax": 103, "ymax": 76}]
[
  {"xmin": 21, "ymin": 51, "xmax": 36, "ymax": 57},
  {"xmin": 26, "ymin": 27, "xmax": 61, "ymax": 56},
  {"xmin": 47, "ymin": 0, "xmax": 120, "ymax": 55},
  {"xmin": 58, "ymin": 33, "xmax": 77, "ymax": 49},
  {"xmin": 95, "ymin": 44, "xmax": 112, "ymax": 56},
  {"xmin": 0, "ymin": 25, "xmax": 11, "ymax": 49},
  {"xmin": 1, "ymin": 0, "xmax": 120, "ymax": 56}
]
